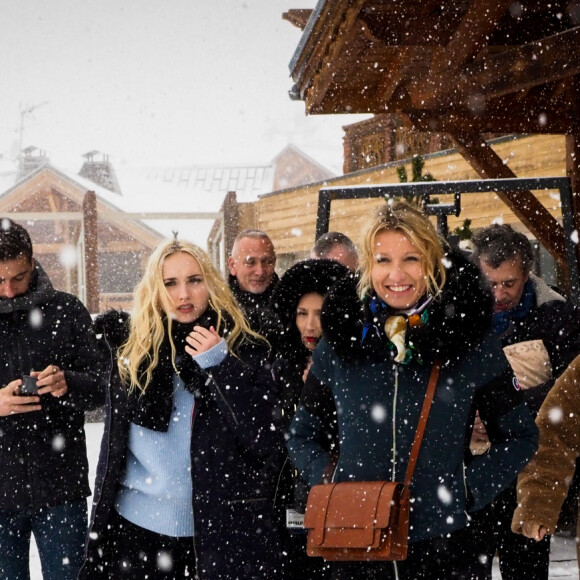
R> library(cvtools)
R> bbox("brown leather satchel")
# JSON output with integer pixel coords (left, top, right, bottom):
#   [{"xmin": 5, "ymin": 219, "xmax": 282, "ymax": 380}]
[{"xmin": 304, "ymin": 360, "xmax": 441, "ymax": 561}]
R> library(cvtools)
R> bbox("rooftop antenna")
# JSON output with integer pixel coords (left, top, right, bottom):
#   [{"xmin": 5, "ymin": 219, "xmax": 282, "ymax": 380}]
[{"xmin": 19, "ymin": 101, "xmax": 48, "ymax": 174}]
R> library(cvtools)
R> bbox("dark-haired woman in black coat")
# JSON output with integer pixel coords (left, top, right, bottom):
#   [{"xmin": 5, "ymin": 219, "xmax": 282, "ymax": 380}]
[{"xmin": 270, "ymin": 258, "xmax": 350, "ymax": 579}]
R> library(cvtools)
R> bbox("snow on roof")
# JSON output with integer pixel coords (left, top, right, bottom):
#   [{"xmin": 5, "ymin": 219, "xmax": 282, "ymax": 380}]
[
  {"xmin": 114, "ymin": 164, "xmax": 275, "ymax": 205},
  {"xmin": 0, "ymin": 160, "xmax": 277, "ymax": 248},
  {"xmin": 110, "ymin": 164, "xmax": 276, "ymax": 245}
]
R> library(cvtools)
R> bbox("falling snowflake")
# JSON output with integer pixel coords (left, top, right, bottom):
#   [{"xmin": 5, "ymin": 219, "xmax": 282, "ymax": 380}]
[
  {"xmin": 157, "ymin": 551, "xmax": 173, "ymax": 572},
  {"xmin": 59, "ymin": 245, "xmax": 78, "ymax": 269},
  {"xmin": 52, "ymin": 434, "xmax": 65, "ymax": 452},
  {"xmin": 548, "ymin": 407, "xmax": 563, "ymax": 424},
  {"xmin": 29, "ymin": 308, "xmax": 43, "ymax": 329},
  {"xmin": 370, "ymin": 403, "xmax": 386, "ymax": 423},
  {"xmin": 437, "ymin": 484, "xmax": 452, "ymax": 505}
]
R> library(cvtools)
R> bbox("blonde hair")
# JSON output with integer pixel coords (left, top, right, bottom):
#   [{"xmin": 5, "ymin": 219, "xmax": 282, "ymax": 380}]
[
  {"xmin": 357, "ymin": 199, "xmax": 447, "ymax": 300},
  {"xmin": 118, "ymin": 239, "xmax": 264, "ymax": 393}
]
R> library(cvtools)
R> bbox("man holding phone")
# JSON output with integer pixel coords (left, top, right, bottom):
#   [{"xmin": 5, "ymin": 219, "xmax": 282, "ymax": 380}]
[{"xmin": 0, "ymin": 219, "xmax": 105, "ymax": 580}]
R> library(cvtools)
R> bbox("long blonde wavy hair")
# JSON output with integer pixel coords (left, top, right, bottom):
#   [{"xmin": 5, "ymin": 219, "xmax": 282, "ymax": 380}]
[
  {"xmin": 357, "ymin": 199, "xmax": 447, "ymax": 300},
  {"xmin": 118, "ymin": 238, "xmax": 264, "ymax": 393}
]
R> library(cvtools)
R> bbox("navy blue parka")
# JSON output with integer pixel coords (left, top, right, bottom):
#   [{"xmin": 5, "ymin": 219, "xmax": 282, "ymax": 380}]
[{"xmin": 287, "ymin": 250, "xmax": 538, "ymax": 543}]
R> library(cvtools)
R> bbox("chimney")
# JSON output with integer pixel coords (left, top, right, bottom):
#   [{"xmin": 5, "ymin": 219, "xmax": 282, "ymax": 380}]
[
  {"xmin": 78, "ymin": 150, "xmax": 121, "ymax": 194},
  {"xmin": 17, "ymin": 146, "xmax": 49, "ymax": 180}
]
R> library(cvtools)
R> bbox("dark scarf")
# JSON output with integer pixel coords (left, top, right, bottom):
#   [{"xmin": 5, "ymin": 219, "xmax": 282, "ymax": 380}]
[
  {"xmin": 0, "ymin": 260, "xmax": 56, "ymax": 315},
  {"xmin": 228, "ymin": 272, "xmax": 279, "ymax": 310},
  {"xmin": 129, "ymin": 308, "xmax": 225, "ymax": 432},
  {"xmin": 492, "ymin": 279, "xmax": 535, "ymax": 336}
]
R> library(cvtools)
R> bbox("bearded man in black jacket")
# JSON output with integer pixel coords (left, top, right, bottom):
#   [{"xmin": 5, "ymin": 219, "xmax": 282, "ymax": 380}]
[{"xmin": 0, "ymin": 219, "xmax": 105, "ymax": 580}]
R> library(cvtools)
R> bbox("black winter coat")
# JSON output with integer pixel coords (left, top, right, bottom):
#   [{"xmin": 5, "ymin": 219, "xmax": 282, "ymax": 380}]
[
  {"xmin": 81, "ymin": 312, "xmax": 286, "ymax": 580},
  {"xmin": 0, "ymin": 261, "xmax": 105, "ymax": 510},
  {"xmin": 229, "ymin": 273, "xmax": 281, "ymax": 341}
]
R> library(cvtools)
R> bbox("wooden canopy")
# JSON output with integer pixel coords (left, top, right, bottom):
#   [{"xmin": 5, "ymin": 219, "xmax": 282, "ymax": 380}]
[{"xmin": 286, "ymin": 0, "xmax": 580, "ymax": 270}]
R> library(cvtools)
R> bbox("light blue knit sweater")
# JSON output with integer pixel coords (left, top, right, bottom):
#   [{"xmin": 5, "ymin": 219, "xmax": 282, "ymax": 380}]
[{"xmin": 115, "ymin": 339, "xmax": 228, "ymax": 537}]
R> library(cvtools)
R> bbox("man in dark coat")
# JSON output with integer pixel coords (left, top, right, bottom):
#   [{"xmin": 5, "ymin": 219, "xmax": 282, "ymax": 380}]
[
  {"xmin": 469, "ymin": 223, "xmax": 580, "ymax": 579},
  {"xmin": 0, "ymin": 219, "xmax": 105, "ymax": 580},
  {"xmin": 228, "ymin": 229, "xmax": 279, "ymax": 335}
]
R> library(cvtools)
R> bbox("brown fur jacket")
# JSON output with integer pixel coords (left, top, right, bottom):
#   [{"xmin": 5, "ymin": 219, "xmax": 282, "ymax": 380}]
[{"xmin": 512, "ymin": 353, "xmax": 580, "ymax": 558}]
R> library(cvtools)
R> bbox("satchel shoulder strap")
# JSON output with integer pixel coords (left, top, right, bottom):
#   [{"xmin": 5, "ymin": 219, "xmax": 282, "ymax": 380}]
[{"xmin": 404, "ymin": 359, "xmax": 441, "ymax": 487}]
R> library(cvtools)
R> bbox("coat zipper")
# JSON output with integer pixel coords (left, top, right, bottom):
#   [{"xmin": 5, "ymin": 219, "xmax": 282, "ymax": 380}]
[
  {"xmin": 462, "ymin": 460, "xmax": 472, "ymax": 524},
  {"xmin": 391, "ymin": 364, "xmax": 398, "ymax": 483},
  {"xmin": 205, "ymin": 373, "xmax": 239, "ymax": 425},
  {"xmin": 392, "ymin": 364, "xmax": 400, "ymax": 580},
  {"xmin": 273, "ymin": 456, "xmax": 290, "ymax": 510}
]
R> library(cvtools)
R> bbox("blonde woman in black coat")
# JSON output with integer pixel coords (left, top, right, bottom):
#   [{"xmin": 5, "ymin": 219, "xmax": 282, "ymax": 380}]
[
  {"xmin": 81, "ymin": 239, "xmax": 285, "ymax": 579},
  {"xmin": 287, "ymin": 200, "xmax": 538, "ymax": 580}
]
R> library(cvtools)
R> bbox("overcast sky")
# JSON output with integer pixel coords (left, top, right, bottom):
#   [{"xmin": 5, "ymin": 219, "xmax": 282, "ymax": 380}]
[{"xmin": 0, "ymin": 0, "xmax": 366, "ymax": 175}]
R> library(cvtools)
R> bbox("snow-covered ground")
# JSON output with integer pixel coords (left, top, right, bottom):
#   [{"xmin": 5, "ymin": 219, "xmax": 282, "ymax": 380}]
[
  {"xmin": 29, "ymin": 422, "xmax": 579, "ymax": 579},
  {"xmin": 543, "ymin": 536, "xmax": 579, "ymax": 578}
]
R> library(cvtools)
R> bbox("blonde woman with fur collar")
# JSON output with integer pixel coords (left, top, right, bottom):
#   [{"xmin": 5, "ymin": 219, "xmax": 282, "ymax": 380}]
[{"xmin": 81, "ymin": 239, "xmax": 285, "ymax": 579}]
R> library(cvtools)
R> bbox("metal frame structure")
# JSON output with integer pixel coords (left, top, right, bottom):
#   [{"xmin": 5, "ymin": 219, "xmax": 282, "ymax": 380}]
[{"xmin": 315, "ymin": 177, "xmax": 579, "ymax": 303}]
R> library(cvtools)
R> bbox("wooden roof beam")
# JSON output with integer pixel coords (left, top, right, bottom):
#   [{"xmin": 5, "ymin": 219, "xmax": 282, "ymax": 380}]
[
  {"xmin": 408, "ymin": 97, "xmax": 579, "ymax": 134},
  {"xmin": 432, "ymin": 0, "xmax": 511, "ymax": 76},
  {"xmin": 415, "ymin": 25, "xmax": 580, "ymax": 108},
  {"xmin": 449, "ymin": 129, "xmax": 568, "ymax": 267},
  {"xmin": 291, "ymin": 0, "xmax": 363, "ymax": 103},
  {"xmin": 304, "ymin": 2, "xmax": 367, "ymax": 113},
  {"xmin": 359, "ymin": 0, "xmax": 467, "ymax": 46},
  {"xmin": 374, "ymin": 52, "xmax": 408, "ymax": 105},
  {"xmin": 282, "ymin": 10, "xmax": 313, "ymax": 30},
  {"xmin": 366, "ymin": 46, "xmax": 436, "ymax": 108},
  {"xmin": 406, "ymin": 111, "xmax": 567, "ymax": 265},
  {"xmin": 419, "ymin": 0, "xmax": 512, "ymax": 106},
  {"xmin": 468, "ymin": 26, "xmax": 580, "ymax": 99}
]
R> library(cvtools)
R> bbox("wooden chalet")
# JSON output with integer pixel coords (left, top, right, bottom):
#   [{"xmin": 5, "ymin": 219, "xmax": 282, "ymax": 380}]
[
  {"xmin": 0, "ymin": 163, "xmax": 162, "ymax": 313},
  {"xmin": 243, "ymin": 135, "xmax": 564, "ymax": 274},
  {"xmin": 0, "ymin": 145, "xmax": 332, "ymax": 312},
  {"xmin": 205, "ymin": 144, "xmax": 335, "ymax": 267}
]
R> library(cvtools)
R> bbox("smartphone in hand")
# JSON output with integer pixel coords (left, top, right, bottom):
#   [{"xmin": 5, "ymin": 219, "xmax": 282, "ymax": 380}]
[{"xmin": 19, "ymin": 375, "xmax": 39, "ymax": 396}]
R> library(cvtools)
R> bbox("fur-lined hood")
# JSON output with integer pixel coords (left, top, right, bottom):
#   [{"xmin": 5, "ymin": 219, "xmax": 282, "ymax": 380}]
[
  {"xmin": 321, "ymin": 248, "xmax": 494, "ymax": 367},
  {"xmin": 270, "ymin": 259, "xmax": 351, "ymax": 364}
]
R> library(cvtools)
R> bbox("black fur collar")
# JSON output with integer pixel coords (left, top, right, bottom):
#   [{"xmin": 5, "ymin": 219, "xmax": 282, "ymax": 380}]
[{"xmin": 320, "ymin": 249, "xmax": 493, "ymax": 367}]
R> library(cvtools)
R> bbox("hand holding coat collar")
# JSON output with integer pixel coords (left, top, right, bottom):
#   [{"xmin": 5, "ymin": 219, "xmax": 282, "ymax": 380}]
[{"xmin": 128, "ymin": 308, "xmax": 226, "ymax": 432}]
